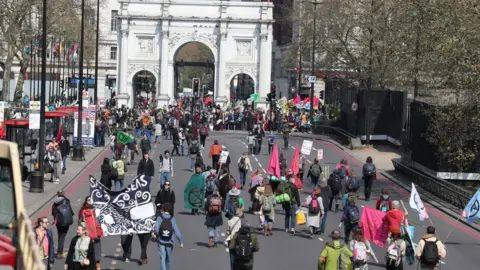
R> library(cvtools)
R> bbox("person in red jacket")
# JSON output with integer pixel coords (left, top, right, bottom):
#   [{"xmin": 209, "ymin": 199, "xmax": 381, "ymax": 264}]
[
  {"xmin": 386, "ymin": 200, "xmax": 408, "ymax": 236},
  {"xmin": 78, "ymin": 196, "xmax": 103, "ymax": 270}
]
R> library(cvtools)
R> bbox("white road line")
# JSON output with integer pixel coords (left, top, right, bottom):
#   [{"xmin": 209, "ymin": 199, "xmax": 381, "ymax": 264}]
[
  {"xmin": 258, "ymin": 163, "xmax": 262, "ymax": 168},
  {"xmin": 312, "ymin": 147, "xmax": 317, "ymax": 151},
  {"xmin": 254, "ymin": 157, "xmax": 258, "ymax": 162},
  {"xmin": 290, "ymin": 146, "xmax": 295, "ymax": 149},
  {"xmin": 318, "ymin": 237, "xmax": 324, "ymax": 242},
  {"xmin": 262, "ymin": 169, "xmax": 266, "ymax": 173}
]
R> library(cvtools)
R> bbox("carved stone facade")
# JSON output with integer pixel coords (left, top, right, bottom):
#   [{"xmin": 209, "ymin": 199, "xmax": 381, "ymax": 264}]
[{"xmin": 115, "ymin": 0, "xmax": 274, "ymax": 108}]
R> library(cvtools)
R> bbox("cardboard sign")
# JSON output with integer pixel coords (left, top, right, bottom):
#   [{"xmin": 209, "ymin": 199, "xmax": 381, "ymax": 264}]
[
  {"xmin": 301, "ymin": 140, "xmax": 313, "ymax": 155},
  {"xmin": 317, "ymin": 149, "xmax": 323, "ymax": 160},
  {"xmin": 219, "ymin": 151, "xmax": 229, "ymax": 163}
]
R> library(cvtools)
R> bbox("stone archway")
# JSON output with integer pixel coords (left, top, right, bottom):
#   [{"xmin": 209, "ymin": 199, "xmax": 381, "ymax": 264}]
[
  {"xmin": 173, "ymin": 41, "xmax": 215, "ymax": 99},
  {"xmin": 230, "ymin": 73, "xmax": 255, "ymax": 101},
  {"xmin": 132, "ymin": 70, "xmax": 156, "ymax": 107}
]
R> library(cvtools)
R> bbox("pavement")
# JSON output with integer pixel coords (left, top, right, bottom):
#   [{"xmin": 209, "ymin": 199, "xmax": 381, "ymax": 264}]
[
  {"xmin": 33, "ymin": 130, "xmax": 479, "ymax": 270},
  {"xmin": 25, "ymin": 145, "xmax": 110, "ymax": 217}
]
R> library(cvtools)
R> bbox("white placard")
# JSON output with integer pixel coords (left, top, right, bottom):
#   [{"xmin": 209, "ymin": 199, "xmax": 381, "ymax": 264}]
[
  {"xmin": 308, "ymin": 76, "xmax": 317, "ymax": 84},
  {"xmin": 301, "ymin": 140, "xmax": 313, "ymax": 155},
  {"xmin": 317, "ymin": 149, "xmax": 323, "ymax": 160},
  {"xmin": 29, "ymin": 112, "xmax": 40, "ymax": 130},
  {"xmin": 219, "ymin": 151, "xmax": 229, "ymax": 163}
]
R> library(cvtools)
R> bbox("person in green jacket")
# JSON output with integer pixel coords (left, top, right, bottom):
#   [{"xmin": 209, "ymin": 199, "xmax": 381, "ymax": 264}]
[
  {"xmin": 318, "ymin": 230, "xmax": 353, "ymax": 270},
  {"xmin": 184, "ymin": 167, "xmax": 206, "ymax": 215},
  {"xmin": 140, "ymin": 134, "xmax": 151, "ymax": 156}
]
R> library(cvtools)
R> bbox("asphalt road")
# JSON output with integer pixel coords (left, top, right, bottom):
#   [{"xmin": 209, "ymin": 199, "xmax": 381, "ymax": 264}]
[{"xmin": 44, "ymin": 131, "xmax": 479, "ymax": 270}]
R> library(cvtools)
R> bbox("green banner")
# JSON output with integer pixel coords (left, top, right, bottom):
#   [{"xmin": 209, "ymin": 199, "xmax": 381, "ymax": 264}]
[
  {"xmin": 250, "ymin": 93, "xmax": 260, "ymax": 102},
  {"xmin": 116, "ymin": 131, "xmax": 133, "ymax": 145}
]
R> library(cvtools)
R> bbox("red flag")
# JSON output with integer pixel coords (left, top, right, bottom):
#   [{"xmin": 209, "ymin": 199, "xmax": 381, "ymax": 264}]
[
  {"xmin": 267, "ymin": 142, "xmax": 281, "ymax": 179},
  {"xmin": 360, "ymin": 206, "xmax": 389, "ymax": 248},
  {"xmin": 290, "ymin": 144, "xmax": 300, "ymax": 175},
  {"xmin": 56, "ymin": 124, "xmax": 63, "ymax": 142}
]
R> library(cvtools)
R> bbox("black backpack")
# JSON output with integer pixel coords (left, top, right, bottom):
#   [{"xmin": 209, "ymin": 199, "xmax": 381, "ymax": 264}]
[
  {"xmin": 234, "ymin": 231, "xmax": 253, "ymax": 260},
  {"xmin": 364, "ymin": 163, "xmax": 376, "ymax": 177},
  {"xmin": 420, "ymin": 239, "xmax": 440, "ymax": 266},
  {"xmin": 190, "ymin": 142, "xmax": 199, "ymax": 154},
  {"xmin": 158, "ymin": 215, "xmax": 174, "ymax": 241},
  {"xmin": 330, "ymin": 174, "xmax": 342, "ymax": 193},
  {"xmin": 238, "ymin": 157, "xmax": 246, "ymax": 171},
  {"xmin": 56, "ymin": 201, "xmax": 73, "ymax": 227}
]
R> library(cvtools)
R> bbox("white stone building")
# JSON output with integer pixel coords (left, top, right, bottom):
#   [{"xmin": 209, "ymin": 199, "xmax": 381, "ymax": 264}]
[{"xmin": 109, "ymin": 0, "xmax": 274, "ymax": 108}]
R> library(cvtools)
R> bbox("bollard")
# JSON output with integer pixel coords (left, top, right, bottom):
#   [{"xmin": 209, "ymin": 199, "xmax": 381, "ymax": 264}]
[{"xmin": 29, "ymin": 171, "xmax": 44, "ymax": 193}]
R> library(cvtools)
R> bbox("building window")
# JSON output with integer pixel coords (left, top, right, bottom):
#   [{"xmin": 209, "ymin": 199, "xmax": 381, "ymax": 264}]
[
  {"xmin": 110, "ymin": 47, "xmax": 117, "ymax": 60},
  {"xmin": 111, "ymin": 10, "xmax": 118, "ymax": 32}
]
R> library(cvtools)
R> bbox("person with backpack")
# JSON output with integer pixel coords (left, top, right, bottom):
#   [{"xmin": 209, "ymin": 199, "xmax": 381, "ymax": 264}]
[
  {"xmin": 246, "ymin": 132, "xmax": 255, "ymax": 155},
  {"xmin": 415, "ymin": 226, "xmax": 446, "ymax": 270},
  {"xmin": 349, "ymin": 227, "xmax": 372, "ymax": 270},
  {"xmin": 199, "ymin": 123, "xmax": 209, "ymax": 147},
  {"xmin": 282, "ymin": 126, "xmax": 290, "ymax": 149},
  {"xmin": 225, "ymin": 187, "xmax": 245, "ymax": 220},
  {"xmin": 277, "ymin": 177, "xmax": 301, "ymax": 234},
  {"xmin": 51, "ymin": 190, "xmax": 74, "ymax": 259},
  {"xmin": 204, "ymin": 192, "xmax": 224, "ymax": 248},
  {"xmin": 319, "ymin": 178, "xmax": 332, "ymax": 235},
  {"xmin": 362, "ymin": 156, "xmax": 377, "ymax": 201},
  {"xmin": 184, "ymin": 167, "xmax": 206, "ymax": 215},
  {"xmin": 386, "ymin": 201, "xmax": 408, "ymax": 236},
  {"xmin": 228, "ymin": 224, "xmax": 260, "ymax": 270},
  {"xmin": 307, "ymin": 159, "xmax": 323, "ymax": 187},
  {"xmin": 267, "ymin": 134, "xmax": 275, "ymax": 154},
  {"xmin": 336, "ymin": 158, "xmax": 351, "ymax": 194},
  {"xmin": 338, "ymin": 196, "xmax": 361, "ymax": 243},
  {"xmin": 318, "ymin": 230, "xmax": 354, "ymax": 270},
  {"xmin": 78, "ymin": 196, "xmax": 103, "ymax": 270},
  {"xmin": 259, "ymin": 183, "xmax": 276, "ymax": 236},
  {"xmin": 208, "ymin": 140, "xmax": 222, "ymax": 170},
  {"xmin": 376, "ymin": 189, "xmax": 393, "ymax": 213},
  {"xmin": 188, "ymin": 139, "xmax": 202, "ymax": 171},
  {"xmin": 152, "ymin": 203, "xmax": 184, "ymax": 270},
  {"xmin": 237, "ymin": 152, "xmax": 252, "ymax": 189},
  {"xmin": 112, "ymin": 155, "xmax": 127, "ymax": 191},
  {"xmin": 302, "ymin": 186, "xmax": 324, "ymax": 239},
  {"xmin": 327, "ymin": 170, "xmax": 343, "ymax": 212},
  {"xmin": 386, "ymin": 233, "xmax": 406, "ymax": 270}
]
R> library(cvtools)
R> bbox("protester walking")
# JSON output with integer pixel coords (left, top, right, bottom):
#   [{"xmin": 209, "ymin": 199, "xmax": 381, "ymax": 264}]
[
  {"xmin": 155, "ymin": 181, "xmax": 176, "ymax": 215},
  {"xmin": 209, "ymin": 140, "xmax": 222, "ymax": 170},
  {"xmin": 112, "ymin": 155, "xmax": 127, "ymax": 191},
  {"xmin": 59, "ymin": 136, "xmax": 70, "ymax": 174},
  {"xmin": 338, "ymin": 196, "xmax": 360, "ymax": 243},
  {"xmin": 318, "ymin": 230, "xmax": 353, "ymax": 270},
  {"xmin": 64, "ymin": 223, "xmax": 96, "ymax": 270},
  {"xmin": 307, "ymin": 158, "xmax": 322, "ymax": 187},
  {"xmin": 259, "ymin": 183, "xmax": 276, "ymax": 236},
  {"xmin": 100, "ymin": 158, "xmax": 112, "ymax": 189},
  {"xmin": 159, "ymin": 151, "xmax": 173, "ymax": 186},
  {"xmin": 303, "ymin": 186, "xmax": 324, "ymax": 239},
  {"xmin": 78, "ymin": 196, "xmax": 103, "ymax": 270},
  {"xmin": 319, "ymin": 178, "xmax": 332, "ymax": 235},
  {"xmin": 386, "ymin": 233, "xmax": 406, "ymax": 270},
  {"xmin": 120, "ymin": 232, "xmax": 151, "ymax": 265},
  {"xmin": 228, "ymin": 224, "xmax": 259, "ymax": 270},
  {"xmin": 362, "ymin": 156, "xmax": 376, "ymax": 201},
  {"xmin": 277, "ymin": 177, "xmax": 301, "ymax": 234},
  {"xmin": 51, "ymin": 190, "xmax": 74, "ymax": 259},
  {"xmin": 35, "ymin": 216, "xmax": 55, "ymax": 270},
  {"xmin": 137, "ymin": 152, "xmax": 155, "ymax": 185},
  {"xmin": 152, "ymin": 203, "xmax": 184, "ymax": 270},
  {"xmin": 237, "ymin": 152, "xmax": 252, "ymax": 189},
  {"xmin": 199, "ymin": 123, "xmax": 209, "ymax": 147},
  {"xmin": 349, "ymin": 227, "xmax": 372, "ymax": 270},
  {"xmin": 416, "ymin": 226, "xmax": 446, "ymax": 270},
  {"xmin": 205, "ymin": 192, "xmax": 223, "ymax": 248}
]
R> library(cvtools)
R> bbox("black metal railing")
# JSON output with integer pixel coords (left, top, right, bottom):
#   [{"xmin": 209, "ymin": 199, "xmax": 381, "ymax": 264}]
[
  {"xmin": 392, "ymin": 158, "xmax": 472, "ymax": 209},
  {"xmin": 311, "ymin": 123, "xmax": 355, "ymax": 147}
]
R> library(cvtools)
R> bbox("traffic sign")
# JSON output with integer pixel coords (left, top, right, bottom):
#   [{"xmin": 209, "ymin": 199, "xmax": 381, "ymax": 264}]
[
  {"xmin": 98, "ymin": 98, "xmax": 106, "ymax": 108},
  {"xmin": 351, "ymin": 102, "xmax": 358, "ymax": 112},
  {"xmin": 82, "ymin": 90, "xmax": 88, "ymax": 97},
  {"xmin": 308, "ymin": 76, "xmax": 317, "ymax": 84}
]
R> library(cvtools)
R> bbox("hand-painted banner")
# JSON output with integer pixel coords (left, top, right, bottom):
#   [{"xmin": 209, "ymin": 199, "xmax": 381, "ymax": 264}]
[
  {"xmin": 360, "ymin": 206, "xmax": 389, "ymax": 248},
  {"xmin": 89, "ymin": 175, "xmax": 155, "ymax": 235}
]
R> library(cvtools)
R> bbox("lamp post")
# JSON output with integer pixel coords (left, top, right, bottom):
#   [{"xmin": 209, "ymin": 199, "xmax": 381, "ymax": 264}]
[
  {"xmin": 34, "ymin": 0, "xmax": 48, "ymax": 192},
  {"xmin": 72, "ymin": 0, "xmax": 85, "ymax": 161},
  {"xmin": 94, "ymin": 0, "xmax": 100, "ymax": 105},
  {"xmin": 310, "ymin": 0, "xmax": 320, "ymax": 122}
]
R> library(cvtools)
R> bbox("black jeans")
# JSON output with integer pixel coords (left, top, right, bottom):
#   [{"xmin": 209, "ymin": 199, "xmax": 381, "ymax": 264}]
[
  {"xmin": 56, "ymin": 225, "xmax": 70, "ymax": 254},
  {"xmin": 255, "ymin": 140, "xmax": 262, "ymax": 154},
  {"xmin": 212, "ymin": 155, "xmax": 220, "ymax": 170},
  {"xmin": 200, "ymin": 135, "xmax": 207, "ymax": 147},
  {"xmin": 171, "ymin": 144, "xmax": 180, "ymax": 155},
  {"xmin": 284, "ymin": 138, "xmax": 289, "ymax": 149},
  {"xmin": 364, "ymin": 177, "xmax": 374, "ymax": 200},
  {"xmin": 268, "ymin": 144, "xmax": 273, "ymax": 154},
  {"xmin": 121, "ymin": 233, "xmax": 150, "ymax": 260}
]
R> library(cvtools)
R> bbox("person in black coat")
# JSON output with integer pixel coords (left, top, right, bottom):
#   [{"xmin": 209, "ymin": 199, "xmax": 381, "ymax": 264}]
[
  {"xmin": 100, "ymin": 158, "xmax": 112, "ymax": 189},
  {"xmin": 65, "ymin": 223, "xmax": 96, "ymax": 270},
  {"xmin": 155, "ymin": 180, "xmax": 175, "ymax": 215},
  {"xmin": 362, "ymin": 156, "xmax": 377, "ymax": 201},
  {"xmin": 319, "ymin": 179, "xmax": 332, "ymax": 235},
  {"xmin": 52, "ymin": 191, "xmax": 74, "ymax": 259},
  {"xmin": 59, "ymin": 135, "xmax": 70, "ymax": 174},
  {"xmin": 137, "ymin": 152, "xmax": 155, "ymax": 185}
]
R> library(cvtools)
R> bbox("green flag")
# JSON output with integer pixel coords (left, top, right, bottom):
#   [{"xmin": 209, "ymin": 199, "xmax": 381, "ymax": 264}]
[
  {"xmin": 116, "ymin": 131, "xmax": 133, "ymax": 145},
  {"xmin": 250, "ymin": 93, "xmax": 260, "ymax": 102}
]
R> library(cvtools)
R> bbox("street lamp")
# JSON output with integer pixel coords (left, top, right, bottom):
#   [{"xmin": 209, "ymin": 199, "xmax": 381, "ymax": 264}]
[
  {"xmin": 72, "ymin": 0, "xmax": 85, "ymax": 161},
  {"xmin": 94, "ymin": 0, "xmax": 100, "ymax": 105},
  {"xmin": 310, "ymin": 0, "xmax": 321, "ymax": 122}
]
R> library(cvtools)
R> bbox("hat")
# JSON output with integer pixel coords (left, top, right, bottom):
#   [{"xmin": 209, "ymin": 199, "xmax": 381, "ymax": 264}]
[{"xmin": 229, "ymin": 187, "xmax": 241, "ymax": 196}]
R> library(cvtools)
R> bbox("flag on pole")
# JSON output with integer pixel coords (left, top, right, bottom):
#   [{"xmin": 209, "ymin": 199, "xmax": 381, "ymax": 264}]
[
  {"xmin": 464, "ymin": 189, "xmax": 480, "ymax": 223},
  {"xmin": 46, "ymin": 41, "xmax": 52, "ymax": 58},
  {"xmin": 409, "ymin": 183, "xmax": 429, "ymax": 221},
  {"xmin": 290, "ymin": 144, "xmax": 300, "ymax": 176},
  {"xmin": 267, "ymin": 142, "xmax": 280, "ymax": 179},
  {"xmin": 116, "ymin": 131, "xmax": 133, "ymax": 145}
]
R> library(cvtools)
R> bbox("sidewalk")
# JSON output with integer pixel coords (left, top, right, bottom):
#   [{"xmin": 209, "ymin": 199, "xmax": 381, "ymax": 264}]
[{"xmin": 23, "ymin": 145, "xmax": 109, "ymax": 217}]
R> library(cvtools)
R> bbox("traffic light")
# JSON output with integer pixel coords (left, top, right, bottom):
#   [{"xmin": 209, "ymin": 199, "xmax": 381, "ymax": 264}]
[
  {"xmin": 192, "ymin": 78, "xmax": 200, "ymax": 95},
  {"xmin": 319, "ymin": 91, "xmax": 324, "ymax": 99},
  {"xmin": 60, "ymin": 79, "xmax": 64, "ymax": 89}
]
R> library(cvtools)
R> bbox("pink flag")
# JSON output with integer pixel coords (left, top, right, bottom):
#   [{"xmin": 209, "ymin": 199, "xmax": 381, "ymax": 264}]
[
  {"xmin": 293, "ymin": 95, "xmax": 301, "ymax": 105},
  {"xmin": 290, "ymin": 145, "xmax": 300, "ymax": 176},
  {"xmin": 267, "ymin": 142, "xmax": 281, "ymax": 179},
  {"xmin": 56, "ymin": 124, "xmax": 63, "ymax": 142},
  {"xmin": 360, "ymin": 206, "xmax": 389, "ymax": 248}
]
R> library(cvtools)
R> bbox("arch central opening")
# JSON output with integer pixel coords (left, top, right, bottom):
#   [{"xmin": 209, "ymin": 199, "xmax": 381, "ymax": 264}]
[{"xmin": 173, "ymin": 42, "xmax": 215, "ymax": 106}]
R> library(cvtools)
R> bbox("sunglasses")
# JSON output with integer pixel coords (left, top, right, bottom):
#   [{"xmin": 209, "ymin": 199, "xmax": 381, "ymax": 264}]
[{"xmin": 164, "ymin": 183, "xmax": 170, "ymax": 186}]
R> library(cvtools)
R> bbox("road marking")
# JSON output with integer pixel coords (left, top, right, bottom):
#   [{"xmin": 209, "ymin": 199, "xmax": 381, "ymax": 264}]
[
  {"xmin": 254, "ymin": 157, "xmax": 258, "ymax": 162},
  {"xmin": 258, "ymin": 163, "xmax": 263, "ymax": 168},
  {"xmin": 440, "ymin": 260, "xmax": 446, "ymax": 265},
  {"xmin": 262, "ymin": 169, "xmax": 266, "ymax": 173},
  {"xmin": 191, "ymin": 248, "xmax": 198, "ymax": 251},
  {"xmin": 318, "ymin": 237, "xmax": 324, "ymax": 241},
  {"xmin": 313, "ymin": 147, "xmax": 317, "ymax": 151},
  {"xmin": 291, "ymin": 146, "xmax": 295, "ymax": 149},
  {"xmin": 116, "ymin": 248, "xmax": 121, "ymax": 253},
  {"xmin": 111, "ymin": 260, "xmax": 117, "ymax": 265}
]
